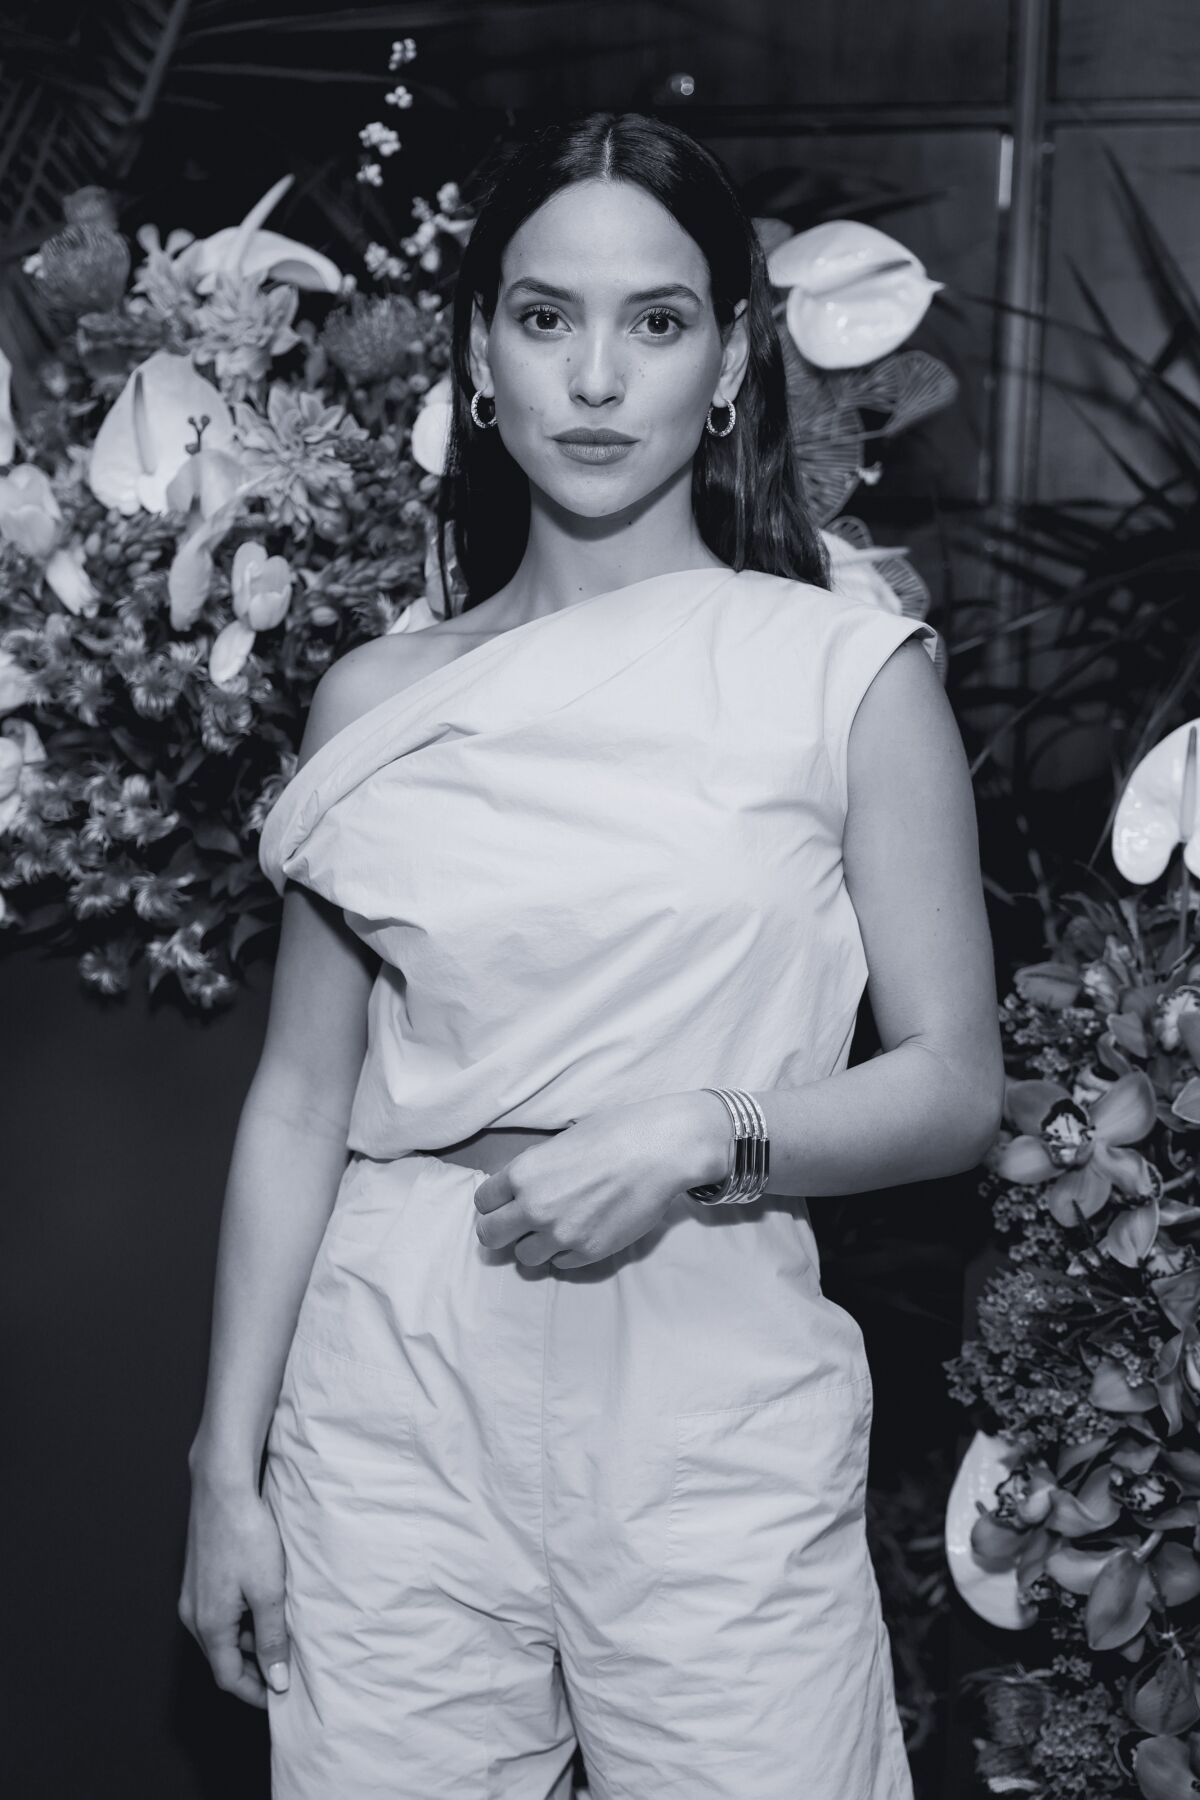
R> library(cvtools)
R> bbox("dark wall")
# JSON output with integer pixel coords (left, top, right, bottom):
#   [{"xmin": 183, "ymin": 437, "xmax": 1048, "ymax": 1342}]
[{"xmin": 1, "ymin": 944, "xmax": 273, "ymax": 1796}]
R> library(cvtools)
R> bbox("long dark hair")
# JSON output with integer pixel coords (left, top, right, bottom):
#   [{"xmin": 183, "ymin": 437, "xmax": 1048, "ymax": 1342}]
[{"xmin": 437, "ymin": 110, "xmax": 829, "ymax": 610}]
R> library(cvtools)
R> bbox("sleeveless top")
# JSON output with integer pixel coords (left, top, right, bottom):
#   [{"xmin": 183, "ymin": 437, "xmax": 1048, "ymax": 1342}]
[{"xmin": 257, "ymin": 567, "xmax": 940, "ymax": 1161}]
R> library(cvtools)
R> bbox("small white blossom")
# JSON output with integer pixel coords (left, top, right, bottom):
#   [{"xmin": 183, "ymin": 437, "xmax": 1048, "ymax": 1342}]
[
  {"xmin": 436, "ymin": 181, "xmax": 460, "ymax": 212},
  {"xmin": 385, "ymin": 85, "xmax": 414, "ymax": 108},
  {"xmin": 356, "ymin": 162, "xmax": 384, "ymax": 188},
  {"xmin": 359, "ymin": 122, "xmax": 401, "ymax": 157},
  {"xmin": 388, "ymin": 36, "xmax": 417, "ymax": 70},
  {"xmin": 411, "ymin": 196, "xmax": 434, "ymax": 224},
  {"xmin": 22, "ymin": 251, "xmax": 43, "ymax": 277}
]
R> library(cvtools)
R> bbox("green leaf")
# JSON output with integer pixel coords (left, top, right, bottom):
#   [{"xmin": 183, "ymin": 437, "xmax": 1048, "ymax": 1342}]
[
  {"xmin": 1086, "ymin": 1547, "xmax": 1154, "ymax": 1650},
  {"xmin": 1133, "ymin": 1732, "xmax": 1200, "ymax": 1800},
  {"xmin": 1126, "ymin": 1649, "xmax": 1200, "ymax": 1736}
]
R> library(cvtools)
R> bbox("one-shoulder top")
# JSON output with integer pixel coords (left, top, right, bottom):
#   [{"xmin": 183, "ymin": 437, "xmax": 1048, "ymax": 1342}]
[{"xmin": 258, "ymin": 567, "xmax": 940, "ymax": 1160}]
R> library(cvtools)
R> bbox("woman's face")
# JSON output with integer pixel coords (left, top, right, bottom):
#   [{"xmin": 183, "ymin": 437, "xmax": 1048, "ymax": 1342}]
[{"xmin": 469, "ymin": 178, "xmax": 748, "ymax": 520}]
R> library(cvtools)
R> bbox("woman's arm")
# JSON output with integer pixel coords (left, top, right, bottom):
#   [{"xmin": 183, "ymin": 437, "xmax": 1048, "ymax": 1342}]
[
  {"xmin": 686, "ymin": 636, "xmax": 1006, "ymax": 1197},
  {"xmin": 186, "ymin": 640, "xmax": 408, "ymax": 1496}
]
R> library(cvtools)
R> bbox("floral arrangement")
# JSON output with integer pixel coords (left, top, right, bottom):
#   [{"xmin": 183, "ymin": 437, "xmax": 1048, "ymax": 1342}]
[
  {"xmin": 0, "ymin": 45, "xmax": 953, "ymax": 1008},
  {"xmin": 945, "ymin": 723, "xmax": 1200, "ymax": 1799}
]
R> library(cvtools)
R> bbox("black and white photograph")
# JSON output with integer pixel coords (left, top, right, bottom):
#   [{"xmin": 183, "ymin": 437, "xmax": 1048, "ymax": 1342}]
[{"xmin": 2, "ymin": 3, "xmax": 1200, "ymax": 1796}]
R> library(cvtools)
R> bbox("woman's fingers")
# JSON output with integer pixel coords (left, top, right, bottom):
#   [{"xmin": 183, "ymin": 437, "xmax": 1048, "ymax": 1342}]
[
  {"xmin": 202, "ymin": 1613, "xmax": 269, "ymax": 1709},
  {"xmin": 248, "ymin": 1589, "xmax": 292, "ymax": 1693}
]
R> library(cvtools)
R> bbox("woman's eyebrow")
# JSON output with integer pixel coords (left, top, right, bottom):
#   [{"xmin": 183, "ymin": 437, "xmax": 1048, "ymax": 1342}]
[{"xmin": 505, "ymin": 277, "xmax": 703, "ymax": 306}]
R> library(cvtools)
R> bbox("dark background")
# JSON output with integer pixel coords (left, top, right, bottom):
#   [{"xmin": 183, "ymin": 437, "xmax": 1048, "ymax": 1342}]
[{"xmin": 2, "ymin": 1, "xmax": 1199, "ymax": 1793}]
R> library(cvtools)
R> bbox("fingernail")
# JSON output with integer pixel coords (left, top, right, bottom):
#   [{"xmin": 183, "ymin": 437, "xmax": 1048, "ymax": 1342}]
[{"xmin": 268, "ymin": 1662, "xmax": 290, "ymax": 1693}]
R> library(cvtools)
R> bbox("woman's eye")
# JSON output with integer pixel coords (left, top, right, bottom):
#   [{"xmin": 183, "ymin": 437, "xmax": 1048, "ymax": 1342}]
[
  {"xmin": 638, "ymin": 309, "xmax": 683, "ymax": 338},
  {"xmin": 520, "ymin": 306, "xmax": 565, "ymax": 332}
]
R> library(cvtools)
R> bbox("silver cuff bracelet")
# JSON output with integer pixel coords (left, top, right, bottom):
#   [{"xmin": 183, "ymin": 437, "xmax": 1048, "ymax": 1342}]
[{"xmin": 686, "ymin": 1086, "xmax": 770, "ymax": 1205}]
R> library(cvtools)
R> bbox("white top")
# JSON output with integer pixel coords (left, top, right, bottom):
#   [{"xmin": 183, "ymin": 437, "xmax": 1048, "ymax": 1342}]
[{"xmin": 258, "ymin": 567, "xmax": 939, "ymax": 1159}]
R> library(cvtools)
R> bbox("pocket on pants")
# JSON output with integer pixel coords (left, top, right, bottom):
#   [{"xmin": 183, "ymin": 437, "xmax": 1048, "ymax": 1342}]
[{"xmin": 593, "ymin": 1371, "xmax": 874, "ymax": 1677}]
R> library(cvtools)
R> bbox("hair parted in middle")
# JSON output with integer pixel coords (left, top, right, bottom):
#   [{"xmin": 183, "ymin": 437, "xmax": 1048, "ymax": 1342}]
[{"xmin": 436, "ymin": 109, "xmax": 831, "ymax": 610}]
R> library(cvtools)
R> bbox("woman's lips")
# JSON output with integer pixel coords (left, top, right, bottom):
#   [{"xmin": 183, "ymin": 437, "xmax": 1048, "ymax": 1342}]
[{"xmin": 554, "ymin": 440, "xmax": 636, "ymax": 463}]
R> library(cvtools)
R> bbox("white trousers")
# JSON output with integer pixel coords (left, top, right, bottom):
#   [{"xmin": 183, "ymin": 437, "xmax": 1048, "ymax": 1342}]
[{"xmin": 264, "ymin": 1150, "xmax": 915, "ymax": 1799}]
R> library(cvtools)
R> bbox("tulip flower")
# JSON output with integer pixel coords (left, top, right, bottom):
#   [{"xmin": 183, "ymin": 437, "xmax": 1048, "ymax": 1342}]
[
  {"xmin": 209, "ymin": 541, "xmax": 293, "ymax": 688},
  {"xmin": 0, "ymin": 647, "xmax": 33, "ymax": 714},
  {"xmin": 766, "ymin": 220, "xmax": 943, "ymax": 369},
  {"xmin": 995, "ymin": 1070, "xmax": 1157, "ymax": 1226},
  {"xmin": 175, "ymin": 175, "xmax": 342, "ymax": 296},
  {"xmin": 0, "ymin": 717, "xmax": 46, "ymax": 833},
  {"xmin": 0, "ymin": 462, "xmax": 63, "ymax": 557},
  {"xmin": 1111, "ymin": 716, "xmax": 1200, "ymax": 882},
  {"xmin": 88, "ymin": 351, "xmax": 236, "ymax": 515},
  {"xmin": 44, "ymin": 541, "xmax": 98, "ymax": 616}
]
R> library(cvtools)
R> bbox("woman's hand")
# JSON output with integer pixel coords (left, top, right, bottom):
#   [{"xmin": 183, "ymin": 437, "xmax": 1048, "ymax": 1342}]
[
  {"xmin": 473, "ymin": 1090, "xmax": 730, "ymax": 1269},
  {"xmin": 178, "ymin": 1462, "xmax": 292, "ymax": 1710}
]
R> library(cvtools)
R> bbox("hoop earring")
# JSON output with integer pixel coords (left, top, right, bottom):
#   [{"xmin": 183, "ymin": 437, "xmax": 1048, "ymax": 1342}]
[
  {"xmin": 705, "ymin": 398, "xmax": 736, "ymax": 438},
  {"xmin": 470, "ymin": 389, "xmax": 497, "ymax": 429}
]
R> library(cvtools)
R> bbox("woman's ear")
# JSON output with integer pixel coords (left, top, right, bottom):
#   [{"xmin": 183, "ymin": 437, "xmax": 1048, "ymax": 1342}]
[
  {"xmin": 468, "ymin": 298, "xmax": 493, "ymax": 396},
  {"xmin": 715, "ymin": 299, "xmax": 751, "ymax": 406}
]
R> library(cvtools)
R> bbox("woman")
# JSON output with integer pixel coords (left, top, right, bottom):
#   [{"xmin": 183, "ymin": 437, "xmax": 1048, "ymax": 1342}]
[{"xmin": 180, "ymin": 110, "xmax": 1004, "ymax": 1799}]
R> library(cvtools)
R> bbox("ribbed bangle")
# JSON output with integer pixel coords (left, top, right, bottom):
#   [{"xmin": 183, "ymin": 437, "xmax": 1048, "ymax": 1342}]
[{"xmin": 687, "ymin": 1087, "xmax": 770, "ymax": 1205}]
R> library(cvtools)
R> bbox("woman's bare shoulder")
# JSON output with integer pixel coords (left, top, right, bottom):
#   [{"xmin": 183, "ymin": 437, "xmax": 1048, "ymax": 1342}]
[{"xmin": 296, "ymin": 623, "xmax": 471, "ymax": 767}]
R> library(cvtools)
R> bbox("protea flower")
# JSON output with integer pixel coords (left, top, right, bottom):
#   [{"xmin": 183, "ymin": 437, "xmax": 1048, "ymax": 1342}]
[
  {"xmin": 321, "ymin": 293, "xmax": 419, "ymax": 383},
  {"xmin": 32, "ymin": 224, "xmax": 131, "ymax": 323}
]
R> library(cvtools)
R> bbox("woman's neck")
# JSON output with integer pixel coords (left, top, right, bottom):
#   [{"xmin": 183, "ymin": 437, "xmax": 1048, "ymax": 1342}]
[{"xmin": 501, "ymin": 465, "xmax": 726, "ymax": 620}]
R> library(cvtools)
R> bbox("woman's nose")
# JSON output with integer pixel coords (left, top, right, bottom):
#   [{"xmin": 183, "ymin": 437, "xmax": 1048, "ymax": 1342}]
[{"xmin": 567, "ymin": 332, "xmax": 624, "ymax": 407}]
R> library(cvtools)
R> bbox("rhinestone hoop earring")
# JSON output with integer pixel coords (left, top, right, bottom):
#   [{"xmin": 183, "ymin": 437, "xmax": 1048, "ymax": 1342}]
[
  {"xmin": 470, "ymin": 389, "xmax": 498, "ymax": 429},
  {"xmin": 705, "ymin": 399, "xmax": 736, "ymax": 438}
]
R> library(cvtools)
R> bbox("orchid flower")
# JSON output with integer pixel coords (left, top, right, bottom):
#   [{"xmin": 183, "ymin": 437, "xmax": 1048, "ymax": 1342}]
[
  {"xmin": 209, "ymin": 542, "xmax": 293, "ymax": 688},
  {"xmin": 174, "ymin": 175, "xmax": 342, "ymax": 296},
  {"xmin": 994, "ymin": 1069, "xmax": 1158, "ymax": 1226},
  {"xmin": 88, "ymin": 351, "xmax": 235, "ymax": 515},
  {"xmin": 766, "ymin": 220, "xmax": 943, "ymax": 368}
]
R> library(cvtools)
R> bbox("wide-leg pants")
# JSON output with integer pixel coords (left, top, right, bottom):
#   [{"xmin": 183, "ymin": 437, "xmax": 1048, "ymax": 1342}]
[{"xmin": 263, "ymin": 1150, "xmax": 914, "ymax": 1799}]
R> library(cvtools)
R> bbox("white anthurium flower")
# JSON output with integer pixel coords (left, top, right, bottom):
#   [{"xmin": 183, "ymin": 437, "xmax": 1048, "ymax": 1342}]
[
  {"xmin": 1112, "ymin": 718, "xmax": 1200, "ymax": 883},
  {"xmin": 821, "ymin": 527, "xmax": 905, "ymax": 614},
  {"xmin": 766, "ymin": 220, "xmax": 943, "ymax": 369},
  {"xmin": 164, "ymin": 445, "xmax": 249, "ymax": 522},
  {"xmin": 0, "ymin": 646, "xmax": 34, "ymax": 714},
  {"xmin": 944, "ymin": 1430, "xmax": 1038, "ymax": 1630},
  {"xmin": 88, "ymin": 351, "xmax": 236, "ymax": 515},
  {"xmin": 209, "ymin": 542, "xmax": 294, "ymax": 689},
  {"xmin": 0, "ymin": 716, "xmax": 46, "ymax": 834},
  {"xmin": 176, "ymin": 175, "xmax": 342, "ymax": 296},
  {"xmin": 411, "ymin": 374, "xmax": 454, "ymax": 476},
  {"xmin": 0, "ymin": 462, "xmax": 64, "ymax": 558},
  {"xmin": 44, "ymin": 542, "xmax": 99, "ymax": 615},
  {"xmin": 0, "ymin": 341, "xmax": 14, "ymax": 466}
]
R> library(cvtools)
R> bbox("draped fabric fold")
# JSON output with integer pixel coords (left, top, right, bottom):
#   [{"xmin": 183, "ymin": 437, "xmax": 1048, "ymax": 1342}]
[{"xmin": 258, "ymin": 567, "xmax": 938, "ymax": 1159}]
